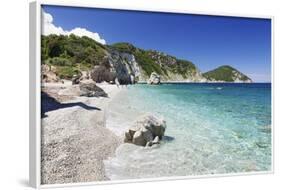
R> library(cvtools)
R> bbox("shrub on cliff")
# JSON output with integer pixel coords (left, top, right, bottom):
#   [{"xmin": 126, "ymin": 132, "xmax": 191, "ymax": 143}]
[{"xmin": 47, "ymin": 57, "xmax": 72, "ymax": 66}]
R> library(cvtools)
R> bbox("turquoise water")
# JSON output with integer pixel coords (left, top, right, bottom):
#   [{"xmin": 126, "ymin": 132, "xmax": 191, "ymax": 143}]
[{"xmin": 104, "ymin": 83, "xmax": 272, "ymax": 180}]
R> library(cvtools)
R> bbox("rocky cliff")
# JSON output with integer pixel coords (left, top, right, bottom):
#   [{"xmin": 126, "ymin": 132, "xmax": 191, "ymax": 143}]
[
  {"xmin": 41, "ymin": 35, "xmax": 252, "ymax": 84},
  {"xmin": 110, "ymin": 43, "xmax": 206, "ymax": 82}
]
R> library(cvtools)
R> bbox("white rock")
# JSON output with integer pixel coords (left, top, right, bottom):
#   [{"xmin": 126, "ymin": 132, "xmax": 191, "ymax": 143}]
[
  {"xmin": 136, "ymin": 114, "xmax": 166, "ymax": 138},
  {"xmin": 132, "ymin": 131, "xmax": 146, "ymax": 146},
  {"xmin": 124, "ymin": 114, "xmax": 167, "ymax": 147},
  {"xmin": 146, "ymin": 141, "xmax": 153, "ymax": 147},
  {"xmin": 79, "ymin": 80, "xmax": 108, "ymax": 97},
  {"xmin": 141, "ymin": 127, "xmax": 154, "ymax": 142},
  {"xmin": 147, "ymin": 72, "xmax": 161, "ymax": 85},
  {"xmin": 152, "ymin": 136, "xmax": 160, "ymax": 144},
  {"xmin": 124, "ymin": 131, "xmax": 132, "ymax": 142}
]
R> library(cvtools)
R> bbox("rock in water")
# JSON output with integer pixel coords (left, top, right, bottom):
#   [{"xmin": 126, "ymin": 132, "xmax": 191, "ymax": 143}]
[
  {"xmin": 152, "ymin": 136, "xmax": 160, "ymax": 144},
  {"xmin": 79, "ymin": 80, "xmax": 108, "ymax": 97},
  {"xmin": 124, "ymin": 114, "xmax": 166, "ymax": 146},
  {"xmin": 124, "ymin": 131, "xmax": 132, "ymax": 142},
  {"xmin": 258, "ymin": 125, "xmax": 271, "ymax": 133},
  {"xmin": 141, "ymin": 127, "xmax": 154, "ymax": 142},
  {"xmin": 147, "ymin": 72, "xmax": 161, "ymax": 85},
  {"xmin": 132, "ymin": 131, "xmax": 146, "ymax": 146},
  {"xmin": 146, "ymin": 141, "xmax": 153, "ymax": 147},
  {"xmin": 136, "ymin": 114, "xmax": 166, "ymax": 138}
]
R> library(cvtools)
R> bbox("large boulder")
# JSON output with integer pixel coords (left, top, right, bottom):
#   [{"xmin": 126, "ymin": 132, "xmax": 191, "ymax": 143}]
[
  {"xmin": 91, "ymin": 65, "xmax": 116, "ymax": 83},
  {"xmin": 132, "ymin": 131, "xmax": 146, "ymax": 146},
  {"xmin": 72, "ymin": 74, "xmax": 81, "ymax": 85},
  {"xmin": 41, "ymin": 64, "xmax": 61, "ymax": 83},
  {"xmin": 90, "ymin": 54, "xmax": 140, "ymax": 85},
  {"xmin": 79, "ymin": 71, "xmax": 90, "ymax": 81},
  {"xmin": 147, "ymin": 72, "xmax": 161, "ymax": 85},
  {"xmin": 124, "ymin": 114, "xmax": 167, "ymax": 147},
  {"xmin": 79, "ymin": 80, "xmax": 108, "ymax": 97},
  {"xmin": 141, "ymin": 127, "xmax": 154, "ymax": 142},
  {"xmin": 72, "ymin": 71, "xmax": 89, "ymax": 85},
  {"xmin": 109, "ymin": 51, "xmax": 138, "ymax": 84}
]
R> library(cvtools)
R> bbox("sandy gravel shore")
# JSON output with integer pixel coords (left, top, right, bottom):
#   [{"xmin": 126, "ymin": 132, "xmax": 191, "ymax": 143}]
[{"xmin": 41, "ymin": 81, "xmax": 122, "ymax": 184}]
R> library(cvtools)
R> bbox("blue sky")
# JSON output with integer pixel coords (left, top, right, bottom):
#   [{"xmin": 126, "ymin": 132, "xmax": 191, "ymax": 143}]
[{"xmin": 42, "ymin": 5, "xmax": 272, "ymax": 82}]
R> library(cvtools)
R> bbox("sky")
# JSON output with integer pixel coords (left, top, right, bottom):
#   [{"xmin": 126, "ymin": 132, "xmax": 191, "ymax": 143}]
[{"xmin": 42, "ymin": 5, "xmax": 272, "ymax": 82}]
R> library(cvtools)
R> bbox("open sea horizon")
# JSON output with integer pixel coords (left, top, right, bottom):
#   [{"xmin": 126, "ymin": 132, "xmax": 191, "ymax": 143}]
[{"xmin": 104, "ymin": 83, "xmax": 272, "ymax": 180}]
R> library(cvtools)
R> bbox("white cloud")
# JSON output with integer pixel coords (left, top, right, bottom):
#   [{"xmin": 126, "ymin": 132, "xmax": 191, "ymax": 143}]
[{"xmin": 41, "ymin": 10, "xmax": 106, "ymax": 45}]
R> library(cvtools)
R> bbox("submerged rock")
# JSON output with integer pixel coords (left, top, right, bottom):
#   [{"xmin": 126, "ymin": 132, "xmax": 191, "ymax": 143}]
[
  {"xmin": 258, "ymin": 125, "xmax": 271, "ymax": 133},
  {"xmin": 79, "ymin": 80, "xmax": 108, "ymax": 97},
  {"xmin": 124, "ymin": 114, "xmax": 166, "ymax": 147},
  {"xmin": 255, "ymin": 141, "xmax": 269, "ymax": 148},
  {"xmin": 147, "ymin": 72, "xmax": 161, "ymax": 85}
]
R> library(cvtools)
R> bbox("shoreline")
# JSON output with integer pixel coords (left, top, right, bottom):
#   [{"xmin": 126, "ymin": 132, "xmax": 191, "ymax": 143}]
[
  {"xmin": 41, "ymin": 81, "xmax": 271, "ymax": 182},
  {"xmin": 102, "ymin": 83, "xmax": 272, "ymax": 180},
  {"xmin": 137, "ymin": 81, "xmax": 270, "ymax": 84},
  {"xmin": 41, "ymin": 81, "xmax": 124, "ymax": 184}
]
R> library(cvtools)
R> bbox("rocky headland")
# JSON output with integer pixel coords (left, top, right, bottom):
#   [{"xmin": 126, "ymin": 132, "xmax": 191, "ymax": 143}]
[{"xmin": 41, "ymin": 35, "xmax": 252, "ymax": 85}]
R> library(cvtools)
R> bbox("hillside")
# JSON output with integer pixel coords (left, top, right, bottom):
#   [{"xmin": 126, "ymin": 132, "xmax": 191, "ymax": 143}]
[
  {"xmin": 41, "ymin": 34, "xmax": 107, "ymax": 79},
  {"xmin": 41, "ymin": 34, "xmax": 252, "ymax": 83},
  {"xmin": 203, "ymin": 65, "xmax": 252, "ymax": 82},
  {"xmin": 110, "ymin": 43, "xmax": 205, "ymax": 82}
]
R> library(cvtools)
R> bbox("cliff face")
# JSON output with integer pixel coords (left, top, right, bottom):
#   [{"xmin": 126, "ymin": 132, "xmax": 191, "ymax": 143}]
[
  {"xmin": 41, "ymin": 35, "xmax": 252, "ymax": 84},
  {"xmin": 110, "ymin": 43, "xmax": 206, "ymax": 82},
  {"xmin": 107, "ymin": 50, "xmax": 141, "ymax": 84}
]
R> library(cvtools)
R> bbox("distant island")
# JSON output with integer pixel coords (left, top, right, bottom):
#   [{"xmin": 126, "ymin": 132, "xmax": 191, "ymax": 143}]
[
  {"xmin": 41, "ymin": 34, "xmax": 252, "ymax": 84},
  {"xmin": 203, "ymin": 65, "xmax": 252, "ymax": 83}
]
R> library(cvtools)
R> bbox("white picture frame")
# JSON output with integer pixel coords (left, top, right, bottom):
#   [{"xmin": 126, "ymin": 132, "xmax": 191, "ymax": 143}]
[{"xmin": 29, "ymin": 0, "xmax": 274, "ymax": 188}]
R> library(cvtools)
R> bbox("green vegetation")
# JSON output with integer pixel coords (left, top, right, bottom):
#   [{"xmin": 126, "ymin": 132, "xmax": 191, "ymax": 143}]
[
  {"xmin": 55, "ymin": 66, "xmax": 81, "ymax": 79},
  {"xmin": 111, "ymin": 43, "xmax": 165, "ymax": 76},
  {"xmin": 203, "ymin": 65, "xmax": 251, "ymax": 82},
  {"xmin": 111, "ymin": 42, "xmax": 195, "ymax": 77},
  {"xmin": 170, "ymin": 59, "xmax": 196, "ymax": 78},
  {"xmin": 110, "ymin": 42, "xmax": 136, "ymax": 54},
  {"xmin": 45, "ymin": 57, "xmax": 72, "ymax": 66},
  {"xmin": 134, "ymin": 50, "xmax": 163, "ymax": 75},
  {"xmin": 42, "ymin": 34, "xmax": 107, "ymax": 64},
  {"xmin": 42, "ymin": 35, "xmax": 199, "ymax": 80},
  {"xmin": 42, "ymin": 35, "xmax": 250, "ymax": 82},
  {"xmin": 41, "ymin": 34, "xmax": 107, "ymax": 78}
]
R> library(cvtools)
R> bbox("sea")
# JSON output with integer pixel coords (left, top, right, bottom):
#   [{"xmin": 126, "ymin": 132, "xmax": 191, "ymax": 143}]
[{"xmin": 104, "ymin": 83, "xmax": 272, "ymax": 180}]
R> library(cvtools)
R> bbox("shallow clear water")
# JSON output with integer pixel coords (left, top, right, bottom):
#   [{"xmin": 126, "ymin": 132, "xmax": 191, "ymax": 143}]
[{"xmin": 104, "ymin": 83, "xmax": 272, "ymax": 180}]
